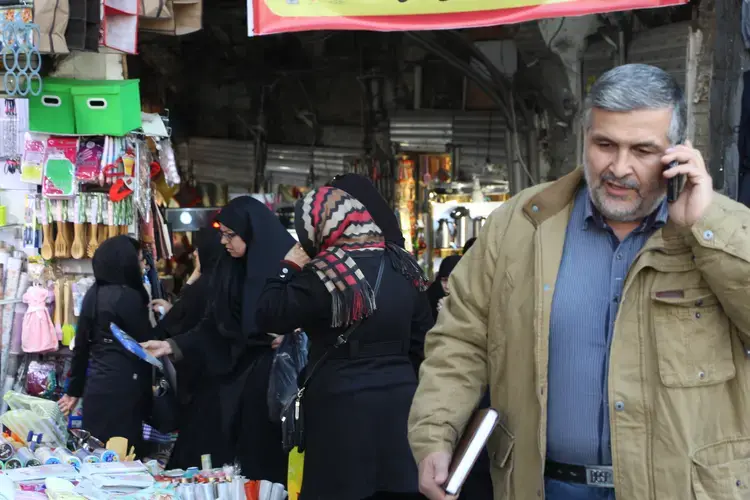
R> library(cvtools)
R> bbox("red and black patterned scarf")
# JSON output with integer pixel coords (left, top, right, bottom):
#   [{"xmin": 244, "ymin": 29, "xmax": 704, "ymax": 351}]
[{"xmin": 295, "ymin": 186, "xmax": 388, "ymax": 327}]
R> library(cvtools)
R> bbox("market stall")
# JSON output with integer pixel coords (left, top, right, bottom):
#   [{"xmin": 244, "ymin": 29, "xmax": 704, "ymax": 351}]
[{"xmin": 0, "ymin": 70, "xmax": 284, "ymax": 498}]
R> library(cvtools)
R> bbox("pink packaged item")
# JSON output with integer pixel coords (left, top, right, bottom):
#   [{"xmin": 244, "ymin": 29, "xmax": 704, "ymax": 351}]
[
  {"xmin": 75, "ymin": 138, "xmax": 105, "ymax": 183},
  {"xmin": 25, "ymin": 361, "xmax": 57, "ymax": 398},
  {"xmin": 22, "ymin": 286, "xmax": 59, "ymax": 354}
]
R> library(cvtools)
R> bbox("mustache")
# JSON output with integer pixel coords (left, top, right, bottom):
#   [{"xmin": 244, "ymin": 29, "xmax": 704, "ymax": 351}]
[{"xmin": 599, "ymin": 172, "xmax": 640, "ymax": 190}]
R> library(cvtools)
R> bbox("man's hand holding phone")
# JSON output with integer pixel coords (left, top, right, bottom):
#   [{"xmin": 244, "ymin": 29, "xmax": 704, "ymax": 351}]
[
  {"xmin": 661, "ymin": 140, "xmax": 713, "ymax": 227},
  {"xmin": 418, "ymin": 451, "xmax": 458, "ymax": 500}
]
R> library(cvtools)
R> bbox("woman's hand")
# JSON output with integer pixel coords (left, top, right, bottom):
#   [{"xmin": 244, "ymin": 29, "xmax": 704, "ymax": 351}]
[
  {"xmin": 271, "ymin": 335, "xmax": 284, "ymax": 350},
  {"xmin": 141, "ymin": 340, "xmax": 173, "ymax": 358},
  {"xmin": 57, "ymin": 395, "xmax": 79, "ymax": 416},
  {"xmin": 149, "ymin": 299, "xmax": 173, "ymax": 315},
  {"xmin": 437, "ymin": 297, "xmax": 446, "ymax": 313},
  {"xmin": 284, "ymin": 243, "xmax": 311, "ymax": 268}
]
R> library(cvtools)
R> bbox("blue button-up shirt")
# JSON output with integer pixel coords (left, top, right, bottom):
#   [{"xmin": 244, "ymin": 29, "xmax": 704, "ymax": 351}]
[{"xmin": 546, "ymin": 185, "xmax": 668, "ymax": 466}]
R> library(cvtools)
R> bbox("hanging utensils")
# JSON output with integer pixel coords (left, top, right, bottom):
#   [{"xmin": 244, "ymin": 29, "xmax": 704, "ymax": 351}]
[
  {"xmin": 87, "ymin": 194, "xmax": 101, "ymax": 258},
  {"xmin": 70, "ymin": 194, "xmax": 86, "ymax": 259},
  {"xmin": 40, "ymin": 199, "xmax": 53, "ymax": 260}
]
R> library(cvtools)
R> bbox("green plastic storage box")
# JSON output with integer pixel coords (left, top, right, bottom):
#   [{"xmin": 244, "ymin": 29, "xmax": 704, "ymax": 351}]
[
  {"xmin": 29, "ymin": 79, "xmax": 77, "ymax": 134},
  {"xmin": 70, "ymin": 79, "xmax": 142, "ymax": 136}
]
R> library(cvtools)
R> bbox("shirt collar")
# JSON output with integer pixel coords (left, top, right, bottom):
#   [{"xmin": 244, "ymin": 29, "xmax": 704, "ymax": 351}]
[{"xmin": 582, "ymin": 188, "xmax": 669, "ymax": 233}]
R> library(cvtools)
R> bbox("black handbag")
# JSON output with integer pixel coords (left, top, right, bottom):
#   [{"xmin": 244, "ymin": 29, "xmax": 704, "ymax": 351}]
[
  {"xmin": 148, "ymin": 363, "xmax": 179, "ymax": 433},
  {"xmin": 281, "ymin": 257, "xmax": 385, "ymax": 453}
]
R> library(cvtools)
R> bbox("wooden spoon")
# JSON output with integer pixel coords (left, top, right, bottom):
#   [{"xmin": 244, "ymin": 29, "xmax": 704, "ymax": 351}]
[
  {"xmin": 41, "ymin": 223, "xmax": 53, "ymax": 260},
  {"xmin": 98, "ymin": 225, "xmax": 108, "ymax": 246},
  {"xmin": 71, "ymin": 223, "xmax": 86, "ymax": 259},
  {"xmin": 87, "ymin": 221, "xmax": 99, "ymax": 258}
]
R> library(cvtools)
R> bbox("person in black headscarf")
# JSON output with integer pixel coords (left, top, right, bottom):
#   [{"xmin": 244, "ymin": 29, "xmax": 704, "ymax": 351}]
[
  {"xmin": 328, "ymin": 174, "xmax": 433, "ymax": 374},
  {"xmin": 58, "ymin": 236, "xmax": 154, "ymax": 458},
  {"xmin": 146, "ymin": 227, "xmax": 225, "ymax": 470},
  {"xmin": 143, "ymin": 197, "xmax": 295, "ymax": 482},
  {"xmin": 426, "ymin": 255, "xmax": 461, "ymax": 320}
]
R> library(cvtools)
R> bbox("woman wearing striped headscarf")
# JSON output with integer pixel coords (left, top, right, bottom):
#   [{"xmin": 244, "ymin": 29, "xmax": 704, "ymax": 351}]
[{"xmin": 257, "ymin": 185, "xmax": 431, "ymax": 500}]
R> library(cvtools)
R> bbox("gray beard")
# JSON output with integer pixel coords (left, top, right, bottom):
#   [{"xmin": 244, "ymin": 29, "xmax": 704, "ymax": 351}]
[{"xmin": 583, "ymin": 164, "xmax": 666, "ymax": 223}]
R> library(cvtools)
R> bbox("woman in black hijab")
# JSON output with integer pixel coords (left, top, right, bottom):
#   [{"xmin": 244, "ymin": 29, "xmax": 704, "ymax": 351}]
[
  {"xmin": 143, "ymin": 197, "xmax": 295, "ymax": 481},
  {"xmin": 426, "ymin": 255, "xmax": 461, "ymax": 320},
  {"xmin": 58, "ymin": 236, "xmax": 154, "ymax": 458},
  {"xmin": 150, "ymin": 227, "xmax": 225, "ymax": 470}
]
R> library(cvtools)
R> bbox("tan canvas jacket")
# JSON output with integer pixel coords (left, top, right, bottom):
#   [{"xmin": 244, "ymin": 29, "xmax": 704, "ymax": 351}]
[{"xmin": 408, "ymin": 168, "xmax": 750, "ymax": 500}]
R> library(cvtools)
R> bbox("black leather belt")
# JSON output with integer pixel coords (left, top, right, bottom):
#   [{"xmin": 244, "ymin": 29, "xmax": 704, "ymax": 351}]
[
  {"xmin": 545, "ymin": 460, "xmax": 615, "ymax": 488},
  {"xmin": 317, "ymin": 339, "xmax": 410, "ymax": 360}
]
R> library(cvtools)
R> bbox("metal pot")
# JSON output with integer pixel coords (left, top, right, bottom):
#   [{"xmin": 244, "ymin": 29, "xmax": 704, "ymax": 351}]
[
  {"xmin": 472, "ymin": 216, "xmax": 487, "ymax": 238},
  {"xmin": 436, "ymin": 219, "xmax": 453, "ymax": 249},
  {"xmin": 450, "ymin": 206, "xmax": 471, "ymax": 248}
]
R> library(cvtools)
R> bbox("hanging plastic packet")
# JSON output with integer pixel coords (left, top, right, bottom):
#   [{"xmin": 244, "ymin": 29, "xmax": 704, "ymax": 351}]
[
  {"xmin": 71, "ymin": 278, "xmax": 94, "ymax": 318},
  {"xmin": 25, "ymin": 361, "xmax": 57, "ymax": 398},
  {"xmin": 75, "ymin": 138, "xmax": 104, "ymax": 183},
  {"xmin": 20, "ymin": 132, "xmax": 47, "ymax": 184},
  {"xmin": 42, "ymin": 137, "xmax": 79, "ymax": 199}
]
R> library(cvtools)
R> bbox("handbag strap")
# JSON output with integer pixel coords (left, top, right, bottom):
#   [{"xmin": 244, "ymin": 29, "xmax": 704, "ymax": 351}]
[{"xmin": 296, "ymin": 255, "xmax": 385, "ymax": 397}]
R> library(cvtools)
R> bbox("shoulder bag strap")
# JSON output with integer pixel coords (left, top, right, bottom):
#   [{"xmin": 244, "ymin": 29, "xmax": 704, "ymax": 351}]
[{"xmin": 297, "ymin": 255, "xmax": 386, "ymax": 394}]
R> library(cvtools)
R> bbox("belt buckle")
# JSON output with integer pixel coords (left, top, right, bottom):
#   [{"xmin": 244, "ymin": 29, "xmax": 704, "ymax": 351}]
[{"xmin": 585, "ymin": 465, "xmax": 614, "ymax": 488}]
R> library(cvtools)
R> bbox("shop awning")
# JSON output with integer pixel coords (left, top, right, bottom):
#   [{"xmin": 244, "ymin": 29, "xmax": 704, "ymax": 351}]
[{"xmin": 248, "ymin": 0, "xmax": 687, "ymax": 36}]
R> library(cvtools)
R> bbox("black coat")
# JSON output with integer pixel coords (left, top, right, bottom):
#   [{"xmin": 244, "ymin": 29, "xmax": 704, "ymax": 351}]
[
  {"xmin": 68, "ymin": 236, "xmax": 154, "ymax": 457},
  {"xmin": 257, "ymin": 252, "xmax": 435, "ymax": 500},
  {"xmin": 165, "ymin": 198, "xmax": 294, "ymax": 480}
]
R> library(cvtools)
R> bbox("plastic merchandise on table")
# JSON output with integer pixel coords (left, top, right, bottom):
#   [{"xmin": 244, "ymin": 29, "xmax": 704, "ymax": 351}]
[
  {"xmin": 117, "ymin": 483, "xmax": 178, "ymax": 499},
  {"xmin": 1, "ymin": 390, "xmax": 68, "ymax": 446},
  {"xmin": 267, "ymin": 331, "xmax": 308, "ymax": 422}
]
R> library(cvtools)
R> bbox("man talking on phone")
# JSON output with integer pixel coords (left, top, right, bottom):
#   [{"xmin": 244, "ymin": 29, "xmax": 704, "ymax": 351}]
[{"xmin": 408, "ymin": 63, "xmax": 750, "ymax": 500}]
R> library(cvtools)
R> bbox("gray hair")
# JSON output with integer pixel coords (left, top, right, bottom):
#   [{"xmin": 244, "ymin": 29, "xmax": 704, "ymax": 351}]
[{"xmin": 583, "ymin": 63, "xmax": 687, "ymax": 145}]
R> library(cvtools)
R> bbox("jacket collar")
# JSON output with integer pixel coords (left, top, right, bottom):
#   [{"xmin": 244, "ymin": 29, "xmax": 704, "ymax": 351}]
[{"xmin": 522, "ymin": 168, "xmax": 584, "ymax": 226}]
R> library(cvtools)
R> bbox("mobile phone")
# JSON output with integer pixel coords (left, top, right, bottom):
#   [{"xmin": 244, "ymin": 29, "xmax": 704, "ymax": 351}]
[
  {"xmin": 665, "ymin": 141, "xmax": 684, "ymax": 203},
  {"xmin": 665, "ymin": 160, "xmax": 682, "ymax": 203}
]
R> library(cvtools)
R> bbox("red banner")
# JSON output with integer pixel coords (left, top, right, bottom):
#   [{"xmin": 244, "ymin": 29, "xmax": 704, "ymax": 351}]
[{"xmin": 248, "ymin": 0, "xmax": 687, "ymax": 36}]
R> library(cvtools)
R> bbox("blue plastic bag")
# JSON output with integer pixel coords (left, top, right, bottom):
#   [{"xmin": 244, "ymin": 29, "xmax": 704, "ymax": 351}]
[{"xmin": 267, "ymin": 332, "xmax": 309, "ymax": 422}]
